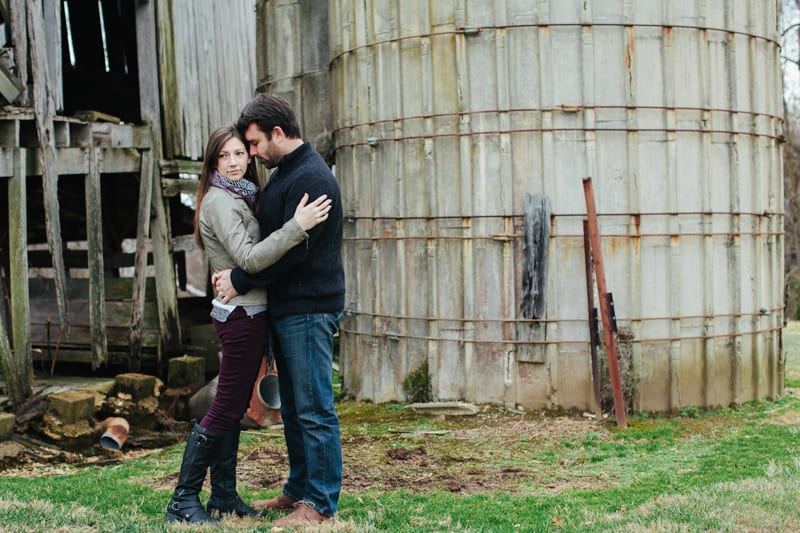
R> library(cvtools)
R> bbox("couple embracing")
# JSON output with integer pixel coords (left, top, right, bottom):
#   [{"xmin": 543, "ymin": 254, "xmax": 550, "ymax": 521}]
[{"xmin": 165, "ymin": 94, "xmax": 344, "ymax": 528}]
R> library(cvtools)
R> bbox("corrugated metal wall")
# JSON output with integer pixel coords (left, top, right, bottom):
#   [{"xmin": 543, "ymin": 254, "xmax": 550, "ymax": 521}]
[
  {"xmin": 159, "ymin": 0, "xmax": 257, "ymax": 160},
  {"xmin": 330, "ymin": 0, "xmax": 784, "ymax": 412}
]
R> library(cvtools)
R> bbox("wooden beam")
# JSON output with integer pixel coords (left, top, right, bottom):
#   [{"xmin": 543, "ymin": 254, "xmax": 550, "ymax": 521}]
[
  {"xmin": 42, "ymin": 0, "xmax": 62, "ymax": 111},
  {"xmin": 27, "ymin": 0, "xmax": 69, "ymax": 332},
  {"xmin": 8, "ymin": 0, "xmax": 29, "ymax": 106},
  {"xmin": 137, "ymin": 0, "xmax": 181, "ymax": 356},
  {"xmin": 160, "ymin": 159, "xmax": 201, "ymax": 196},
  {"xmin": 91, "ymin": 123, "xmax": 153, "ymax": 149},
  {"xmin": 150, "ymin": 158, "xmax": 182, "ymax": 353},
  {"xmin": 0, "ymin": 147, "xmax": 142, "ymax": 178},
  {"xmin": 162, "ymin": 177, "xmax": 199, "ymax": 197},
  {"xmin": 0, "ymin": 61, "xmax": 24, "ymax": 104},
  {"xmin": 130, "ymin": 148, "xmax": 154, "ymax": 371},
  {"xmin": 7, "ymin": 147, "xmax": 32, "ymax": 407},
  {"xmin": 86, "ymin": 147, "xmax": 107, "ymax": 368},
  {"xmin": 0, "ymin": 303, "xmax": 18, "ymax": 407},
  {"xmin": 160, "ymin": 158, "xmax": 203, "ymax": 176},
  {"xmin": 154, "ymin": 0, "xmax": 180, "ymax": 160},
  {"xmin": 97, "ymin": 148, "xmax": 142, "ymax": 173}
]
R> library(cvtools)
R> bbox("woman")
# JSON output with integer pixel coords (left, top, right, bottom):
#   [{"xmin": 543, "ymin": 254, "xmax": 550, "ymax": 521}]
[{"xmin": 166, "ymin": 125, "xmax": 331, "ymax": 524}]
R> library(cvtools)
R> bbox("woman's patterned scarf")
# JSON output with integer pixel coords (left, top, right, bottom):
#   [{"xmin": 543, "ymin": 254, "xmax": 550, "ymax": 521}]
[{"xmin": 210, "ymin": 170, "xmax": 258, "ymax": 208}]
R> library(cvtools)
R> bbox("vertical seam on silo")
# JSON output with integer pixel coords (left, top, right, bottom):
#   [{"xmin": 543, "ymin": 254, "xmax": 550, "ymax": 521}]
[
  {"xmin": 622, "ymin": 0, "xmax": 641, "ymax": 412},
  {"xmin": 699, "ymin": 0, "xmax": 715, "ymax": 408},
  {"xmin": 534, "ymin": 1, "xmax": 555, "ymax": 408},
  {"xmin": 748, "ymin": 0, "xmax": 763, "ymax": 402},
  {"xmin": 391, "ymin": 0, "xmax": 407, "ymax": 401},
  {"xmin": 459, "ymin": 0, "xmax": 477, "ymax": 402},
  {"xmin": 769, "ymin": 0, "xmax": 783, "ymax": 398},
  {"xmin": 725, "ymin": 0, "xmax": 743, "ymax": 406},
  {"xmin": 495, "ymin": 0, "xmax": 517, "ymax": 407},
  {"xmin": 662, "ymin": 1, "xmax": 681, "ymax": 413},
  {"xmin": 419, "ymin": 1, "xmax": 439, "ymax": 400},
  {"xmin": 454, "ymin": 0, "xmax": 472, "ymax": 401},
  {"xmin": 580, "ymin": 1, "xmax": 597, "ymax": 413}
]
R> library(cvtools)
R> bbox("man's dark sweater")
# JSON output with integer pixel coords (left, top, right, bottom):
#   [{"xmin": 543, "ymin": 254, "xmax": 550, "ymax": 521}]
[{"xmin": 230, "ymin": 142, "xmax": 345, "ymax": 318}]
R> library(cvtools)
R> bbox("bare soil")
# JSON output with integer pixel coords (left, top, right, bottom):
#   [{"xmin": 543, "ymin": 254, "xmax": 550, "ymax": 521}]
[
  {"xmin": 164, "ymin": 406, "xmax": 613, "ymax": 496},
  {"xmin": 2, "ymin": 402, "xmax": 614, "ymax": 496}
]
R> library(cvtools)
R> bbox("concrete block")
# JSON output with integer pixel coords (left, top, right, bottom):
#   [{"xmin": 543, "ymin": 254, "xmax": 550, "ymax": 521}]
[
  {"xmin": 46, "ymin": 390, "xmax": 95, "ymax": 424},
  {"xmin": 168, "ymin": 355, "xmax": 206, "ymax": 387},
  {"xmin": 115, "ymin": 373, "xmax": 157, "ymax": 400},
  {"xmin": 0, "ymin": 413, "xmax": 14, "ymax": 440}
]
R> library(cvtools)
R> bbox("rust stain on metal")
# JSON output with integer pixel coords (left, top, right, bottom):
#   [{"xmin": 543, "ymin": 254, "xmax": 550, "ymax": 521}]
[
  {"xmin": 630, "ymin": 214, "xmax": 641, "ymax": 254},
  {"xmin": 625, "ymin": 26, "xmax": 635, "ymax": 70},
  {"xmin": 609, "ymin": 236, "xmax": 628, "ymax": 254}
]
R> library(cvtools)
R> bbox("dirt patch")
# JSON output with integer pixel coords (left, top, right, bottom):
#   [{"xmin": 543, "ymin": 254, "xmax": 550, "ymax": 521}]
[
  {"xmin": 6, "ymin": 406, "xmax": 618, "ymax": 495},
  {"xmin": 221, "ymin": 409, "xmax": 614, "ymax": 496}
]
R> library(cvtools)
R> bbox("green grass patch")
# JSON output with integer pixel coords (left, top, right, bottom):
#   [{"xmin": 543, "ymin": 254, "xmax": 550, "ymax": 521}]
[{"xmin": 0, "ymin": 328, "xmax": 797, "ymax": 531}]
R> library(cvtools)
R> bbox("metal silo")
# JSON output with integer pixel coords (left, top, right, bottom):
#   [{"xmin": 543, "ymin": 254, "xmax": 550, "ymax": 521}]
[{"xmin": 330, "ymin": 0, "xmax": 784, "ymax": 412}]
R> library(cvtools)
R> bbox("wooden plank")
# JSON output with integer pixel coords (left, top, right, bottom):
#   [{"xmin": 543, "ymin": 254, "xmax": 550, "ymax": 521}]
[
  {"xmin": 0, "ymin": 148, "xmax": 13, "ymax": 177},
  {"xmin": 30, "ymin": 299, "xmax": 160, "ymax": 349},
  {"xmin": 521, "ymin": 193, "xmax": 550, "ymax": 319},
  {"xmin": 32, "ymin": 348, "xmax": 158, "ymax": 365},
  {"xmin": 30, "ymin": 300, "xmax": 159, "ymax": 327},
  {"xmin": 517, "ymin": 193, "xmax": 550, "ymax": 364},
  {"xmin": 162, "ymin": 177, "xmax": 199, "ymax": 197},
  {"xmin": 154, "ymin": 0, "xmax": 180, "ymax": 159},
  {"xmin": 130, "ymin": 149, "xmax": 154, "ymax": 371},
  {"xmin": 27, "ymin": 249, "xmax": 102, "ymax": 269},
  {"xmin": 27, "ymin": 0, "xmax": 69, "ymax": 332},
  {"xmin": 42, "ymin": 0, "xmax": 62, "ymax": 111},
  {"xmin": 138, "ymin": 0, "xmax": 181, "ymax": 356},
  {"xmin": 0, "ymin": 61, "xmax": 24, "ymax": 103},
  {"xmin": 8, "ymin": 0, "xmax": 29, "ymax": 106},
  {"xmin": 6, "ymin": 147, "xmax": 31, "ymax": 407},
  {"xmin": 10, "ymin": 147, "xmax": 142, "ymax": 178},
  {"xmin": 98, "ymin": 148, "xmax": 142, "ymax": 173},
  {"xmin": 28, "ymin": 277, "xmax": 156, "ymax": 301},
  {"xmin": 86, "ymin": 147, "xmax": 107, "ymax": 368},
  {"xmin": 32, "ymin": 324, "xmax": 160, "ymax": 349},
  {"xmin": 0, "ymin": 302, "xmax": 21, "ymax": 407},
  {"xmin": 160, "ymin": 159, "xmax": 203, "ymax": 176},
  {"xmin": 150, "ymin": 163, "xmax": 182, "ymax": 354}
]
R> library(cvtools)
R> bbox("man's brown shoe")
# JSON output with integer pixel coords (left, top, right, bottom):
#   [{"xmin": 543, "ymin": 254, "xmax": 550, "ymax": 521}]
[
  {"xmin": 251, "ymin": 493, "xmax": 297, "ymax": 512},
  {"xmin": 271, "ymin": 501, "xmax": 329, "ymax": 528}
]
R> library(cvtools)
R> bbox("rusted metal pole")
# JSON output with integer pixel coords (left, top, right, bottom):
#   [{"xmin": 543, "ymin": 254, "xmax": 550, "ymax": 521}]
[
  {"xmin": 582, "ymin": 177, "xmax": 628, "ymax": 429},
  {"xmin": 582, "ymin": 219, "xmax": 602, "ymax": 412}
]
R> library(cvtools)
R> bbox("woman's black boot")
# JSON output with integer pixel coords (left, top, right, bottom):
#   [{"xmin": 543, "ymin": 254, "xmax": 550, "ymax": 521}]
[
  {"xmin": 165, "ymin": 423, "xmax": 219, "ymax": 523},
  {"xmin": 206, "ymin": 426, "xmax": 263, "ymax": 518}
]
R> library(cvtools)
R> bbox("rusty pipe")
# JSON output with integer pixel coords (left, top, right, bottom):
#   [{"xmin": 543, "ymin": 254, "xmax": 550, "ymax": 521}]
[{"xmin": 99, "ymin": 417, "xmax": 130, "ymax": 451}]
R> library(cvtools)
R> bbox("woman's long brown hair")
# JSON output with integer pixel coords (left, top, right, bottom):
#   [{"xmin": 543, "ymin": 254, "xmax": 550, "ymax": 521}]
[{"xmin": 193, "ymin": 125, "xmax": 260, "ymax": 250}]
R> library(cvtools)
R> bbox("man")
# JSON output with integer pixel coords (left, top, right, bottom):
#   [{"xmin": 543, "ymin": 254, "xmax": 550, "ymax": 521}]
[{"xmin": 213, "ymin": 94, "xmax": 344, "ymax": 527}]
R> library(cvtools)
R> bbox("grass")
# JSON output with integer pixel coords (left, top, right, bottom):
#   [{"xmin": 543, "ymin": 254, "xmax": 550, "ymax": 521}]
[
  {"xmin": 784, "ymin": 321, "xmax": 800, "ymax": 387},
  {"xmin": 1, "ymin": 330, "xmax": 800, "ymax": 532}
]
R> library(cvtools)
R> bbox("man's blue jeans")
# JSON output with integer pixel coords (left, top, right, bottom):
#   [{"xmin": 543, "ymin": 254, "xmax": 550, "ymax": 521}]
[{"xmin": 273, "ymin": 312, "xmax": 342, "ymax": 517}]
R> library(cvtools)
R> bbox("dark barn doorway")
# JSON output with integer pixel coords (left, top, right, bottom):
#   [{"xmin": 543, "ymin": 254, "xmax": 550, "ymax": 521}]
[{"xmin": 61, "ymin": 0, "xmax": 140, "ymax": 122}]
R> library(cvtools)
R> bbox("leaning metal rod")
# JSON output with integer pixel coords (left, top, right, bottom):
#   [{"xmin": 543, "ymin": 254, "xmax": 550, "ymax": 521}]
[
  {"xmin": 583, "ymin": 219, "xmax": 602, "ymax": 412},
  {"xmin": 582, "ymin": 177, "xmax": 628, "ymax": 429}
]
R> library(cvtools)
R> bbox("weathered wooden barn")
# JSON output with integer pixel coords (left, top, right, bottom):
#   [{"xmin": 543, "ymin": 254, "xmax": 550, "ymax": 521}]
[{"xmin": 0, "ymin": 0, "xmax": 257, "ymax": 406}]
